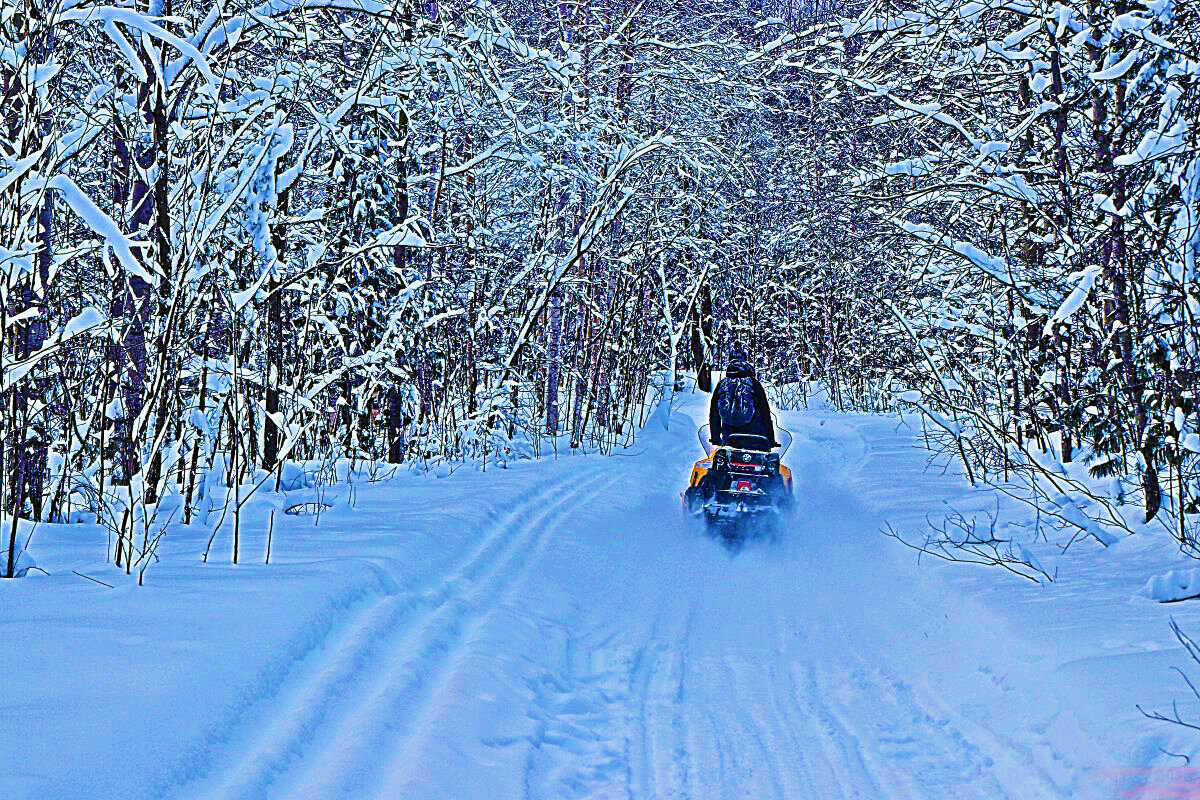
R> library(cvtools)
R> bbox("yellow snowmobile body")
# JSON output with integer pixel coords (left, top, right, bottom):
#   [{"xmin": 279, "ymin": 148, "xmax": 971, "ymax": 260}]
[
  {"xmin": 682, "ymin": 430, "xmax": 794, "ymax": 535},
  {"xmin": 685, "ymin": 451, "xmax": 793, "ymax": 497}
]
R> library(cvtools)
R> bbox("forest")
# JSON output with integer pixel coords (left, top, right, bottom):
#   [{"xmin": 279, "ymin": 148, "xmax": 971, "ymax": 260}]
[{"xmin": 2, "ymin": 0, "xmax": 1198, "ymax": 580}]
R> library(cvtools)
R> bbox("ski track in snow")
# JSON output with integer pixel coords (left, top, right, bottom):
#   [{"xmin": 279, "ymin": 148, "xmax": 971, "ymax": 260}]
[
  {"xmin": 63, "ymin": 393, "xmax": 1178, "ymax": 800},
  {"xmin": 195, "ymin": 465, "xmax": 618, "ymax": 800}
]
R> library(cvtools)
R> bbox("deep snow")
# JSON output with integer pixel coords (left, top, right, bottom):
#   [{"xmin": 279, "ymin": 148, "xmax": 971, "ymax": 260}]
[{"xmin": 4, "ymin": 391, "xmax": 1200, "ymax": 799}]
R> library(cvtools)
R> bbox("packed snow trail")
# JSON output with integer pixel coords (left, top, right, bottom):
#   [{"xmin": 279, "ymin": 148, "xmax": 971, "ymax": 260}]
[
  {"xmin": 155, "ymin": 394, "xmax": 1091, "ymax": 799},
  {"xmin": 7, "ymin": 391, "xmax": 1197, "ymax": 800}
]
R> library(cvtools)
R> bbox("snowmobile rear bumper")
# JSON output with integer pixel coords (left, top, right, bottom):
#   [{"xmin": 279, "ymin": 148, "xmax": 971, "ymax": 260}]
[{"xmin": 706, "ymin": 489, "xmax": 779, "ymax": 515}]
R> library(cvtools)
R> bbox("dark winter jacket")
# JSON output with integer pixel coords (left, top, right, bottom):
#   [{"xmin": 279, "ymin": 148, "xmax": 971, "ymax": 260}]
[{"xmin": 709, "ymin": 361, "xmax": 776, "ymax": 447}]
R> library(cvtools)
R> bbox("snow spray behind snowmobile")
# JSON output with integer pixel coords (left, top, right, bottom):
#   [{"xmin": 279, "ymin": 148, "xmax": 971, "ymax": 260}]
[{"xmin": 682, "ymin": 423, "xmax": 794, "ymax": 539}]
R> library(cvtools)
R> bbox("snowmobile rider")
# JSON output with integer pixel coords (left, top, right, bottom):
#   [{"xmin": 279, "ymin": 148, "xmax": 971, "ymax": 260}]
[{"xmin": 709, "ymin": 345, "xmax": 778, "ymax": 449}]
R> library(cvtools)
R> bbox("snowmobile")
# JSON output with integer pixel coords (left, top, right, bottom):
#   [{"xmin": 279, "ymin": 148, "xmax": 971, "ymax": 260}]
[{"xmin": 682, "ymin": 424, "xmax": 794, "ymax": 538}]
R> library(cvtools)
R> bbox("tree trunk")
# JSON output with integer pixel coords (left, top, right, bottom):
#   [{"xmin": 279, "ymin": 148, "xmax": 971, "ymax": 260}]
[
  {"xmin": 263, "ymin": 186, "xmax": 289, "ymax": 470},
  {"xmin": 544, "ymin": 292, "xmax": 563, "ymax": 437}
]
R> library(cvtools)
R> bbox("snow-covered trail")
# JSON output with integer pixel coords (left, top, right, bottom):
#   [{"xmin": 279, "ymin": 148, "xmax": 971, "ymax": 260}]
[
  {"xmin": 157, "ymin": 393, "xmax": 1096, "ymax": 800},
  {"xmin": 8, "ymin": 391, "xmax": 1192, "ymax": 800}
]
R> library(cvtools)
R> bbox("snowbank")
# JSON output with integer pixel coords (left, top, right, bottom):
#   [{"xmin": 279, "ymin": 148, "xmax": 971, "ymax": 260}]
[{"xmin": 1143, "ymin": 569, "xmax": 1200, "ymax": 603}]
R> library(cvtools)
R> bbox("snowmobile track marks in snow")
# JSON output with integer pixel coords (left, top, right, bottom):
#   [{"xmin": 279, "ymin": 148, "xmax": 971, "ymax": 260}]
[
  {"xmin": 515, "ymin": 620, "xmax": 631, "ymax": 800},
  {"xmin": 653, "ymin": 649, "xmax": 695, "ymax": 800},
  {"xmin": 179, "ymin": 464, "xmax": 612, "ymax": 800},
  {"xmin": 294, "ymin": 469, "xmax": 620, "ymax": 800}
]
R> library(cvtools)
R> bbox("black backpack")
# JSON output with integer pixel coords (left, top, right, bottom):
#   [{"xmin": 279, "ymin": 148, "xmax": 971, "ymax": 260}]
[{"xmin": 717, "ymin": 376, "xmax": 756, "ymax": 427}]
